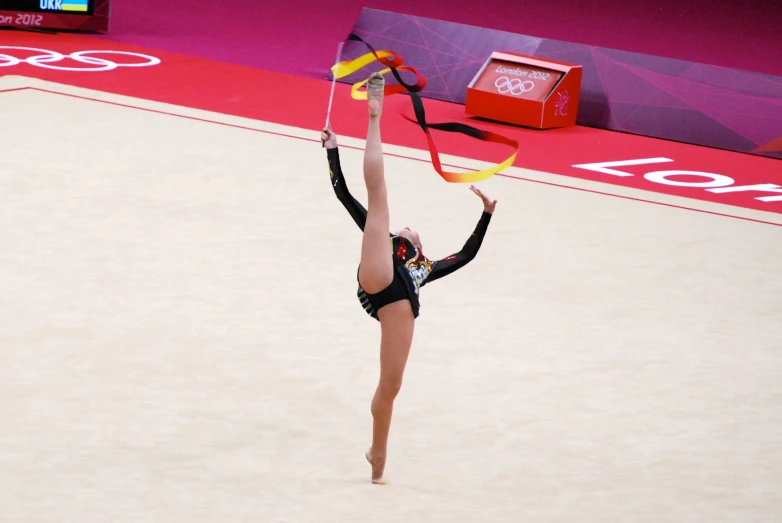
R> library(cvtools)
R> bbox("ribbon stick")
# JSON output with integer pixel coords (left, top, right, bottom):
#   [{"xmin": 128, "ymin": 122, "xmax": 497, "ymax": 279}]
[
  {"xmin": 325, "ymin": 41, "xmax": 344, "ymax": 129},
  {"xmin": 323, "ymin": 42, "xmax": 344, "ymax": 147},
  {"xmin": 331, "ymin": 33, "xmax": 519, "ymax": 183}
]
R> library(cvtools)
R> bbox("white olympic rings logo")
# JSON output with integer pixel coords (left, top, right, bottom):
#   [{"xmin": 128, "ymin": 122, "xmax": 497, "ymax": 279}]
[
  {"xmin": 494, "ymin": 76, "xmax": 534, "ymax": 96},
  {"xmin": 0, "ymin": 47, "xmax": 161, "ymax": 72}
]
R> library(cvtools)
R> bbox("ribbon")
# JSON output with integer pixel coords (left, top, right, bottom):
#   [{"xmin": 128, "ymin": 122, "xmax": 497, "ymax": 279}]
[{"xmin": 330, "ymin": 34, "xmax": 519, "ymax": 183}]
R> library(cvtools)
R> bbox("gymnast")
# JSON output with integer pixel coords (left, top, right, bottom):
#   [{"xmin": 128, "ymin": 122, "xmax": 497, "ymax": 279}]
[{"xmin": 321, "ymin": 72, "xmax": 497, "ymax": 484}]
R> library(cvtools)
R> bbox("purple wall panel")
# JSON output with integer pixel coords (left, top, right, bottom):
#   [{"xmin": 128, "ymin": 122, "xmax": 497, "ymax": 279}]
[{"xmin": 335, "ymin": 9, "xmax": 782, "ymax": 159}]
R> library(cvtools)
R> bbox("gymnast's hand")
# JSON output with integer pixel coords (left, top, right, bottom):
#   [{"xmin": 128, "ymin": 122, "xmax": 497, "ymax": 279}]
[
  {"xmin": 321, "ymin": 125, "xmax": 338, "ymax": 149},
  {"xmin": 470, "ymin": 185, "xmax": 497, "ymax": 214}
]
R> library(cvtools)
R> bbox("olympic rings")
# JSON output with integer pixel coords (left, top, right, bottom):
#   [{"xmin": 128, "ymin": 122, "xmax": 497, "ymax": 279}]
[
  {"xmin": 494, "ymin": 76, "xmax": 535, "ymax": 96},
  {"xmin": 0, "ymin": 47, "xmax": 161, "ymax": 72}
]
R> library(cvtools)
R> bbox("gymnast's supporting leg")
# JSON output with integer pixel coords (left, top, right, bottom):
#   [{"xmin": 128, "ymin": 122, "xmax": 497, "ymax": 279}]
[{"xmin": 367, "ymin": 304, "xmax": 415, "ymax": 484}]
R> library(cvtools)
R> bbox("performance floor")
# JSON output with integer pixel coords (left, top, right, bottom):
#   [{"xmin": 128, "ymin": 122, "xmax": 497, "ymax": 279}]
[{"xmin": 1, "ymin": 33, "xmax": 781, "ymax": 523}]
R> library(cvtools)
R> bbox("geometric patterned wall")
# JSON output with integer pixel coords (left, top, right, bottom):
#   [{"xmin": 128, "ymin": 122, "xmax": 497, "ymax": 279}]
[{"xmin": 336, "ymin": 9, "xmax": 782, "ymax": 159}]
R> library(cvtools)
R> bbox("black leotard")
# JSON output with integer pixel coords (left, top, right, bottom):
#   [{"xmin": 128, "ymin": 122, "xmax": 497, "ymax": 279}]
[{"xmin": 327, "ymin": 146, "xmax": 492, "ymax": 315}]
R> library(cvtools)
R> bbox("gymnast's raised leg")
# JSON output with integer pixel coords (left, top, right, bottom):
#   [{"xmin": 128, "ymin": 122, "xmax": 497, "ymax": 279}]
[{"xmin": 358, "ymin": 72, "xmax": 416, "ymax": 485}]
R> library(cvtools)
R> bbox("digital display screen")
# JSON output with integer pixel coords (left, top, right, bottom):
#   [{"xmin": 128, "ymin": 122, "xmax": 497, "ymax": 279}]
[
  {"xmin": 0, "ymin": 0, "xmax": 107, "ymax": 32},
  {"xmin": 2, "ymin": 0, "xmax": 94, "ymax": 16}
]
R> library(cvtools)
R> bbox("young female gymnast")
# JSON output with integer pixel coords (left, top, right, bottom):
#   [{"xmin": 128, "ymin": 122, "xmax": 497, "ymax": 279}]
[{"xmin": 321, "ymin": 72, "xmax": 497, "ymax": 484}]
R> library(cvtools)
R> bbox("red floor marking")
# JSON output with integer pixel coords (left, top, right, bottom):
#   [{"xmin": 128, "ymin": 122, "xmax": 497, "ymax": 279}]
[
  {"xmin": 9, "ymin": 87, "xmax": 780, "ymax": 229},
  {"xmin": 2, "ymin": 31, "xmax": 780, "ymax": 218},
  {"xmin": 495, "ymin": 172, "xmax": 782, "ymax": 228},
  {"xmin": 0, "ymin": 87, "xmax": 31, "ymax": 94}
]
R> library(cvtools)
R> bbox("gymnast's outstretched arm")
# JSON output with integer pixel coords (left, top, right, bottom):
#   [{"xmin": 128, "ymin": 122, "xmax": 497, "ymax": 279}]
[
  {"xmin": 424, "ymin": 185, "xmax": 497, "ymax": 285},
  {"xmin": 424, "ymin": 210, "xmax": 492, "ymax": 284},
  {"xmin": 324, "ymin": 130, "xmax": 368, "ymax": 231},
  {"xmin": 324, "ymin": 127, "xmax": 395, "ymax": 237}
]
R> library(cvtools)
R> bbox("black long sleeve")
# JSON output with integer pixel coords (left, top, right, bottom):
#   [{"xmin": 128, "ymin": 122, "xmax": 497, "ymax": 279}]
[
  {"xmin": 327, "ymin": 145, "xmax": 491, "ymax": 286},
  {"xmin": 328, "ymin": 147, "xmax": 367, "ymax": 231},
  {"xmin": 423, "ymin": 211, "xmax": 492, "ymax": 285}
]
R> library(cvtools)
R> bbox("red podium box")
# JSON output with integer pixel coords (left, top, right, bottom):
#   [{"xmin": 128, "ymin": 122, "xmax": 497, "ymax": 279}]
[{"xmin": 465, "ymin": 51, "xmax": 582, "ymax": 129}]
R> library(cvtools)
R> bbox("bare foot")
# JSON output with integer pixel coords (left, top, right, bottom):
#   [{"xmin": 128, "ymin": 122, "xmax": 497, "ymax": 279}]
[
  {"xmin": 366, "ymin": 448, "xmax": 388, "ymax": 484},
  {"xmin": 367, "ymin": 72, "xmax": 384, "ymax": 118}
]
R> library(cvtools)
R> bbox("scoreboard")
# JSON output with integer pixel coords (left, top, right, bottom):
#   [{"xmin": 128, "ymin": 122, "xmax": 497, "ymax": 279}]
[
  {"xmin": 0, "ymin": 0, "xmax": 110, "ymax": 32},
  {"xmin": 3, "ymin": 0, "xmax": 94, "ymax": 15}
]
